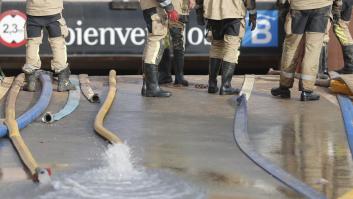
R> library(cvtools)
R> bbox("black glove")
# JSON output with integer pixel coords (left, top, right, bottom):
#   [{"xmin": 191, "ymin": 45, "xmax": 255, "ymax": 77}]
[
  {"xmin": 248, "ymin": 12, "xmax": 257, "ymax": 31},
  {"xmin": 195, "ymin": 4, "xmax": 205, "ymax": 26},
  {"xmin": 277, "ymin": 1, "xmax": 290, "ymax": 22},
  {"xmin": 332, "ymin": 0, "xmax": 343, "ymax": 24}
]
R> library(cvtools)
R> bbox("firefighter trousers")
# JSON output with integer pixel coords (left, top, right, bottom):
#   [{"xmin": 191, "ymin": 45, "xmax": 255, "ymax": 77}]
[
  {"xmin": 23, "ymin": 13, "xmax": 69, "ymax": 74},
  {"xmin": 280, "ymin": 6, "xmax": 331, "ymax": 91}
]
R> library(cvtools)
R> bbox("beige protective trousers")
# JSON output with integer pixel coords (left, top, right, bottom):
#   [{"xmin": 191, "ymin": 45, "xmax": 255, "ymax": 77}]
[
  {"xmin": 280, "ymin": 6, "xmax": 330, "ymax": 91},
  {"xmin": 142, "ymin": 8, "xmax": 168, "ymax": 65},
  {"xmin": 23, "ymin": 14, "xmax": 69, "ymax": 73},
  {"xmin": 208, "ymin": 19, "xmax": 245, "ymax": 64}
]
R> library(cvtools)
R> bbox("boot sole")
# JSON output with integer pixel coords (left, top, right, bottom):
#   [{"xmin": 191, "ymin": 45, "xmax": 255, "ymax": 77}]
[
  {"xmin": 271, "ymin": 91, "xmax": 291, "ymax": 99},
  {"xmin": 145, "ymin": 94, "xmax": 172, "ymax": 97},
  {"xmin": 208, "ymin": 88, "xmax": 219, "ymax": 94},
  {"xmin": 300, "ymin": 96, "xmax": 320, "ymax": 101}
]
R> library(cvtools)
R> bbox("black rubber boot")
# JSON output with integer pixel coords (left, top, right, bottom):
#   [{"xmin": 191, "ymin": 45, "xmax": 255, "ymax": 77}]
[
  {"xmin": 143, "ymin": 63, "xmax": 172, "ymax": 97},
  {"xmin": 271, "ymin": 86, "xmax": 291, "ymax": 98},
  {"xmin": 141, "ymin": 77, "xmax": 147, "ymax": 96},
  {"xmin": 219, "ymin": 61, "xmax": 240, "ymax": 95},
  {"xmin": 318, "ymin": 45, "xmax": 329, "ymax": 79},
  {"xmin": 208, "ymin": 58, "xmax": 222, "ymax": 93},
  {"xmin": 23, "ymin": 71, "xmax": 37, "ymax": 92},
  {"xmin": 174, "ymin": 49, "xmax": 188, "ymax": 86},
  {"xmin": 158, "ymin": 48, "xmax": 173, "ymax": 84},
  {"xmin": 57, "ymin": 67, "xmax": 76, "ymax": 92},
  {"xmin": 337, "ymin": 45, "xmax": 353, "ymax": 74},
  {"xmin": 301, "ymin": 91, "xmax": 320, "ymax": 101}
]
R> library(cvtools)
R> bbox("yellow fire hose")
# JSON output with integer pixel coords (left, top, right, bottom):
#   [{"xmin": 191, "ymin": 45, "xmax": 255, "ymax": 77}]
[
  {"xmin": 94, "ymin": 70, "xmax": 122, "ymax": 144},
  {"xmin": 0, "ymin": 77, "xmax": 14, "ymax": 101},
  {"xmin": 4, "ymin": 74, "xmax": 50, "ymax": 183}
]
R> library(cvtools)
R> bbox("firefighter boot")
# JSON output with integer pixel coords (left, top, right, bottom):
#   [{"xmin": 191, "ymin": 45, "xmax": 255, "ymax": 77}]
[
  {"xmin": 174, "ymin": 49, "xmax": 189, "ymax": 86},
  {"xmin": 144, "ymin": 63, "xmax": 172, "ymax": 97},
  {"xmin": 318, "ymin": 45, "xmax": 329, "ymax": 79},
  {"xmin": 23, "ymin": 70, "xmax": 37, "ymax": 92},
  {"xmin": 219, "ymin": 61, "xmax": 240, "ymax": 95},
  {"xmin": 57, "ymin": 67, "xmax": 76, "ymax": 92},
  {"xmin": 337, "ymin": 45, "xmax": 353, "ymax": 74},
  {"xmin": 141, "ymin": 77, "xmax": 147, "ymax": 96},
  {"xmin": 271, "ymin": 86, "xmax": 291, "ymax": 98},
  {"xmin": 208, "ymin": 58, "xmax": 222, "ymax": 93},
  {"xmin": 301, "ymin": 90, "xmax": 320, "ymax": 101},
  {"xmin": 158, "ymin": 48, "xmax": 173, "ymax": 84}
]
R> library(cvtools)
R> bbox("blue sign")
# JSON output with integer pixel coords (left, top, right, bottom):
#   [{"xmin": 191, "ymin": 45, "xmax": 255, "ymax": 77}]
[{"xmin": 242, "ymin": 10, "xmax": 278, "ymax": 47}]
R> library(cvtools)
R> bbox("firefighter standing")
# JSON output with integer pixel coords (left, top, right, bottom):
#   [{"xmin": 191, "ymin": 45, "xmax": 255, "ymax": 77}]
[
  {"xmin": 158, "ymin": 0, "xmax": 195, "ymax": 86},
  {"xmin": 319, "ymin": 0, "xmax": 353, "ymax": 77},
  {"xmin": 272, "ymin": 0, "xmax": 342, "ymax": 101},
  {"xmin": 23, "ymin": 0, "xmax": 74, "ymax": 92},
  {"xmin": 140, "ymin": 0, "xmax": 179, "ymax": 97},
  {"xmin": 196, "ymin": 0, "xmax": 257, "ymax": 95}
]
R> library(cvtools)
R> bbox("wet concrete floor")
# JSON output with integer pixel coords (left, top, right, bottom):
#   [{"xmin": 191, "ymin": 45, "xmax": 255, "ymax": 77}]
[{"xmin": 0, "ymin": 75, "xmax": 352, "ymax": 199}]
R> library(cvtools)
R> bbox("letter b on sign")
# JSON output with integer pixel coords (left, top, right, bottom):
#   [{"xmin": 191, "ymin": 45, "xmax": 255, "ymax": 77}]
[{"xmin": 242, "ymin": 10, "xmax": 278, "ymax": 47}]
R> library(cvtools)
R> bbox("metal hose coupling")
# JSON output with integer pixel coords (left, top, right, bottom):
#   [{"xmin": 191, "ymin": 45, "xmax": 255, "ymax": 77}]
[
  {"xmin": 33, "ymin": 167, "xmax": 51, "ymax": 184},
  {"xmin": 42, "ymin": 112, "xmax": 54, "ymax": 123},
  {"xmin": 79, "ymin": 74, "xmax": 100, "ymax": 103},
  {"xmin": 42, "ymin": 75, "xmax": 80, "ymax": 123}
]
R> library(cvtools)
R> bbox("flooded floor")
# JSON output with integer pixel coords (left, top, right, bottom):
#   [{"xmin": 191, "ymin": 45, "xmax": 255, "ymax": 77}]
[{"xmin": 0, "ymin": 75, "xmax": 352, "ymax": 199}]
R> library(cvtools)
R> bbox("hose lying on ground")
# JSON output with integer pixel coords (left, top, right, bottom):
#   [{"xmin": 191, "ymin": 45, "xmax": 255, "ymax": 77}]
[
  {"xmin": 234, "ymin": 95, "xmax": 327, "ymax": 199},
  {"xmin": 233, "ymin": 75, "xmax": 327, "ymax": 199},
  {"xmin": 0, "ymin": 77, "xmax": 14, "ymax": 101},
  {"xmin": 79, "ymin": 74, "xmax": 100, "ymax": 103},
  {"xmin": 94, "ymin": 70, "xmax": 122, "ymax": 144},
  {"xmin": 337, "ymin": 95, "xmax": 353, "ymax": 157},
  {"xmin": 0, "ymin": 72, "xmax": 53, "ymax": 138},
  {"xmin": 4, "ymin": 74, "xmax": 51, "ymax": 183},
  {"xmin": 42, "ymin": 75, "xmax": 80, "ymax": 123}
]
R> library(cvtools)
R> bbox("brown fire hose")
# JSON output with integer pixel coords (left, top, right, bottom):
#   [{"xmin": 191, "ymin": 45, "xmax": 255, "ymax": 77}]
[
  {"xmin": 94, "ymin": 70, "xmax": 122, "ymax": 144},
  {"xmin": 4, "ymin": 74, "xmax": 51, "ymax": 183}
]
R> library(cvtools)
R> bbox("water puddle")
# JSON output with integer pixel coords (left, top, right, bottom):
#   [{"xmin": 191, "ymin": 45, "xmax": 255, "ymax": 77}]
[{"xmin": 39, "ymin": 144, "xmax": 206, "ymax": 199}]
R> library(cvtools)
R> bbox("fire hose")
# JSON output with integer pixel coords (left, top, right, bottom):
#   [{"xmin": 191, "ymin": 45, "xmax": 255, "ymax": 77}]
[
  {"xmin": 42, "ymin": 75, "xmax": 80, "ymax": 123},
  {"xmin": 337, "ymin": 95, "xmax": 353, "ymax": 157},
  {"xmin": 4, "ymin": 74, "xmax": 51, "ymax": 183},
  {"xmin": 79, "ymin": 74, "xmax": 100, "ymax": 103},
  {"xmin": 0, "ymin": 72, "xmax": 52, "ymax": 138},
  {"xmin": 233, "ymin": 76, "xmax": 327, "ymax": 199},
  {"xmin": 0, "ymin": 77, "xmax": 14, "ymax": 101},
  {"xmin": 94, "ymin": 70, "xmax": 122, "ymax": 144}
]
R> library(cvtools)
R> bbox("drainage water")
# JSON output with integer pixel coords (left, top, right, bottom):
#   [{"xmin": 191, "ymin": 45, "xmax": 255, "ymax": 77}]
[{"xmin": 40, "ymin": 144, "xmax": 206, "ymax": 199}]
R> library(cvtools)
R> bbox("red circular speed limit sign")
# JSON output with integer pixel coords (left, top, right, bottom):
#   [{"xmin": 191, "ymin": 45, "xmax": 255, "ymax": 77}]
[{"xmin": 0, "ymin": 10, "xmax": 27, "ymax": 48}]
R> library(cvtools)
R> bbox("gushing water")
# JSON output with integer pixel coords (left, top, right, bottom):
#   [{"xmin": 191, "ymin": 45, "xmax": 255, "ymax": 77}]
[{"xmin": 40, "ymin": 144, "xmax": 205, "ymax": 199}]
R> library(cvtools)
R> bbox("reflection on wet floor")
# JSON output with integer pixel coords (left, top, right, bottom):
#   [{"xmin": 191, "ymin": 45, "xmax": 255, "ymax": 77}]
[
  {"xmin": 0, "ymin": 76, "xmax": 352, "ymax": 199},
  {"xmin": 249, "ymin": 79, "xmax": 353, "ymax": 199}
]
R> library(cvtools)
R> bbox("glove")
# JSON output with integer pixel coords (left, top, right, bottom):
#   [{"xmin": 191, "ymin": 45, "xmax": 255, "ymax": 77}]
[
  {"xmin": 332, "ymin": 0, "xmax": 342, "ymax": 24},
  {"xmin": 195, "ymin": 4, "xmax": 205, "ymax": 26},
  {"xmin": 167, "ymin": 9, "xmax": 179, "ymax": 22},
  {"xmin": 189, "ymin": 0, "xmax": 196, "ymax": 10},
  {"xmin": 248, "ymin": 12, "xmax": 257, "ymax": 31},
  {"xmin": 276, "ymin": 0, "xmax": 290, "ymax": 22}
]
